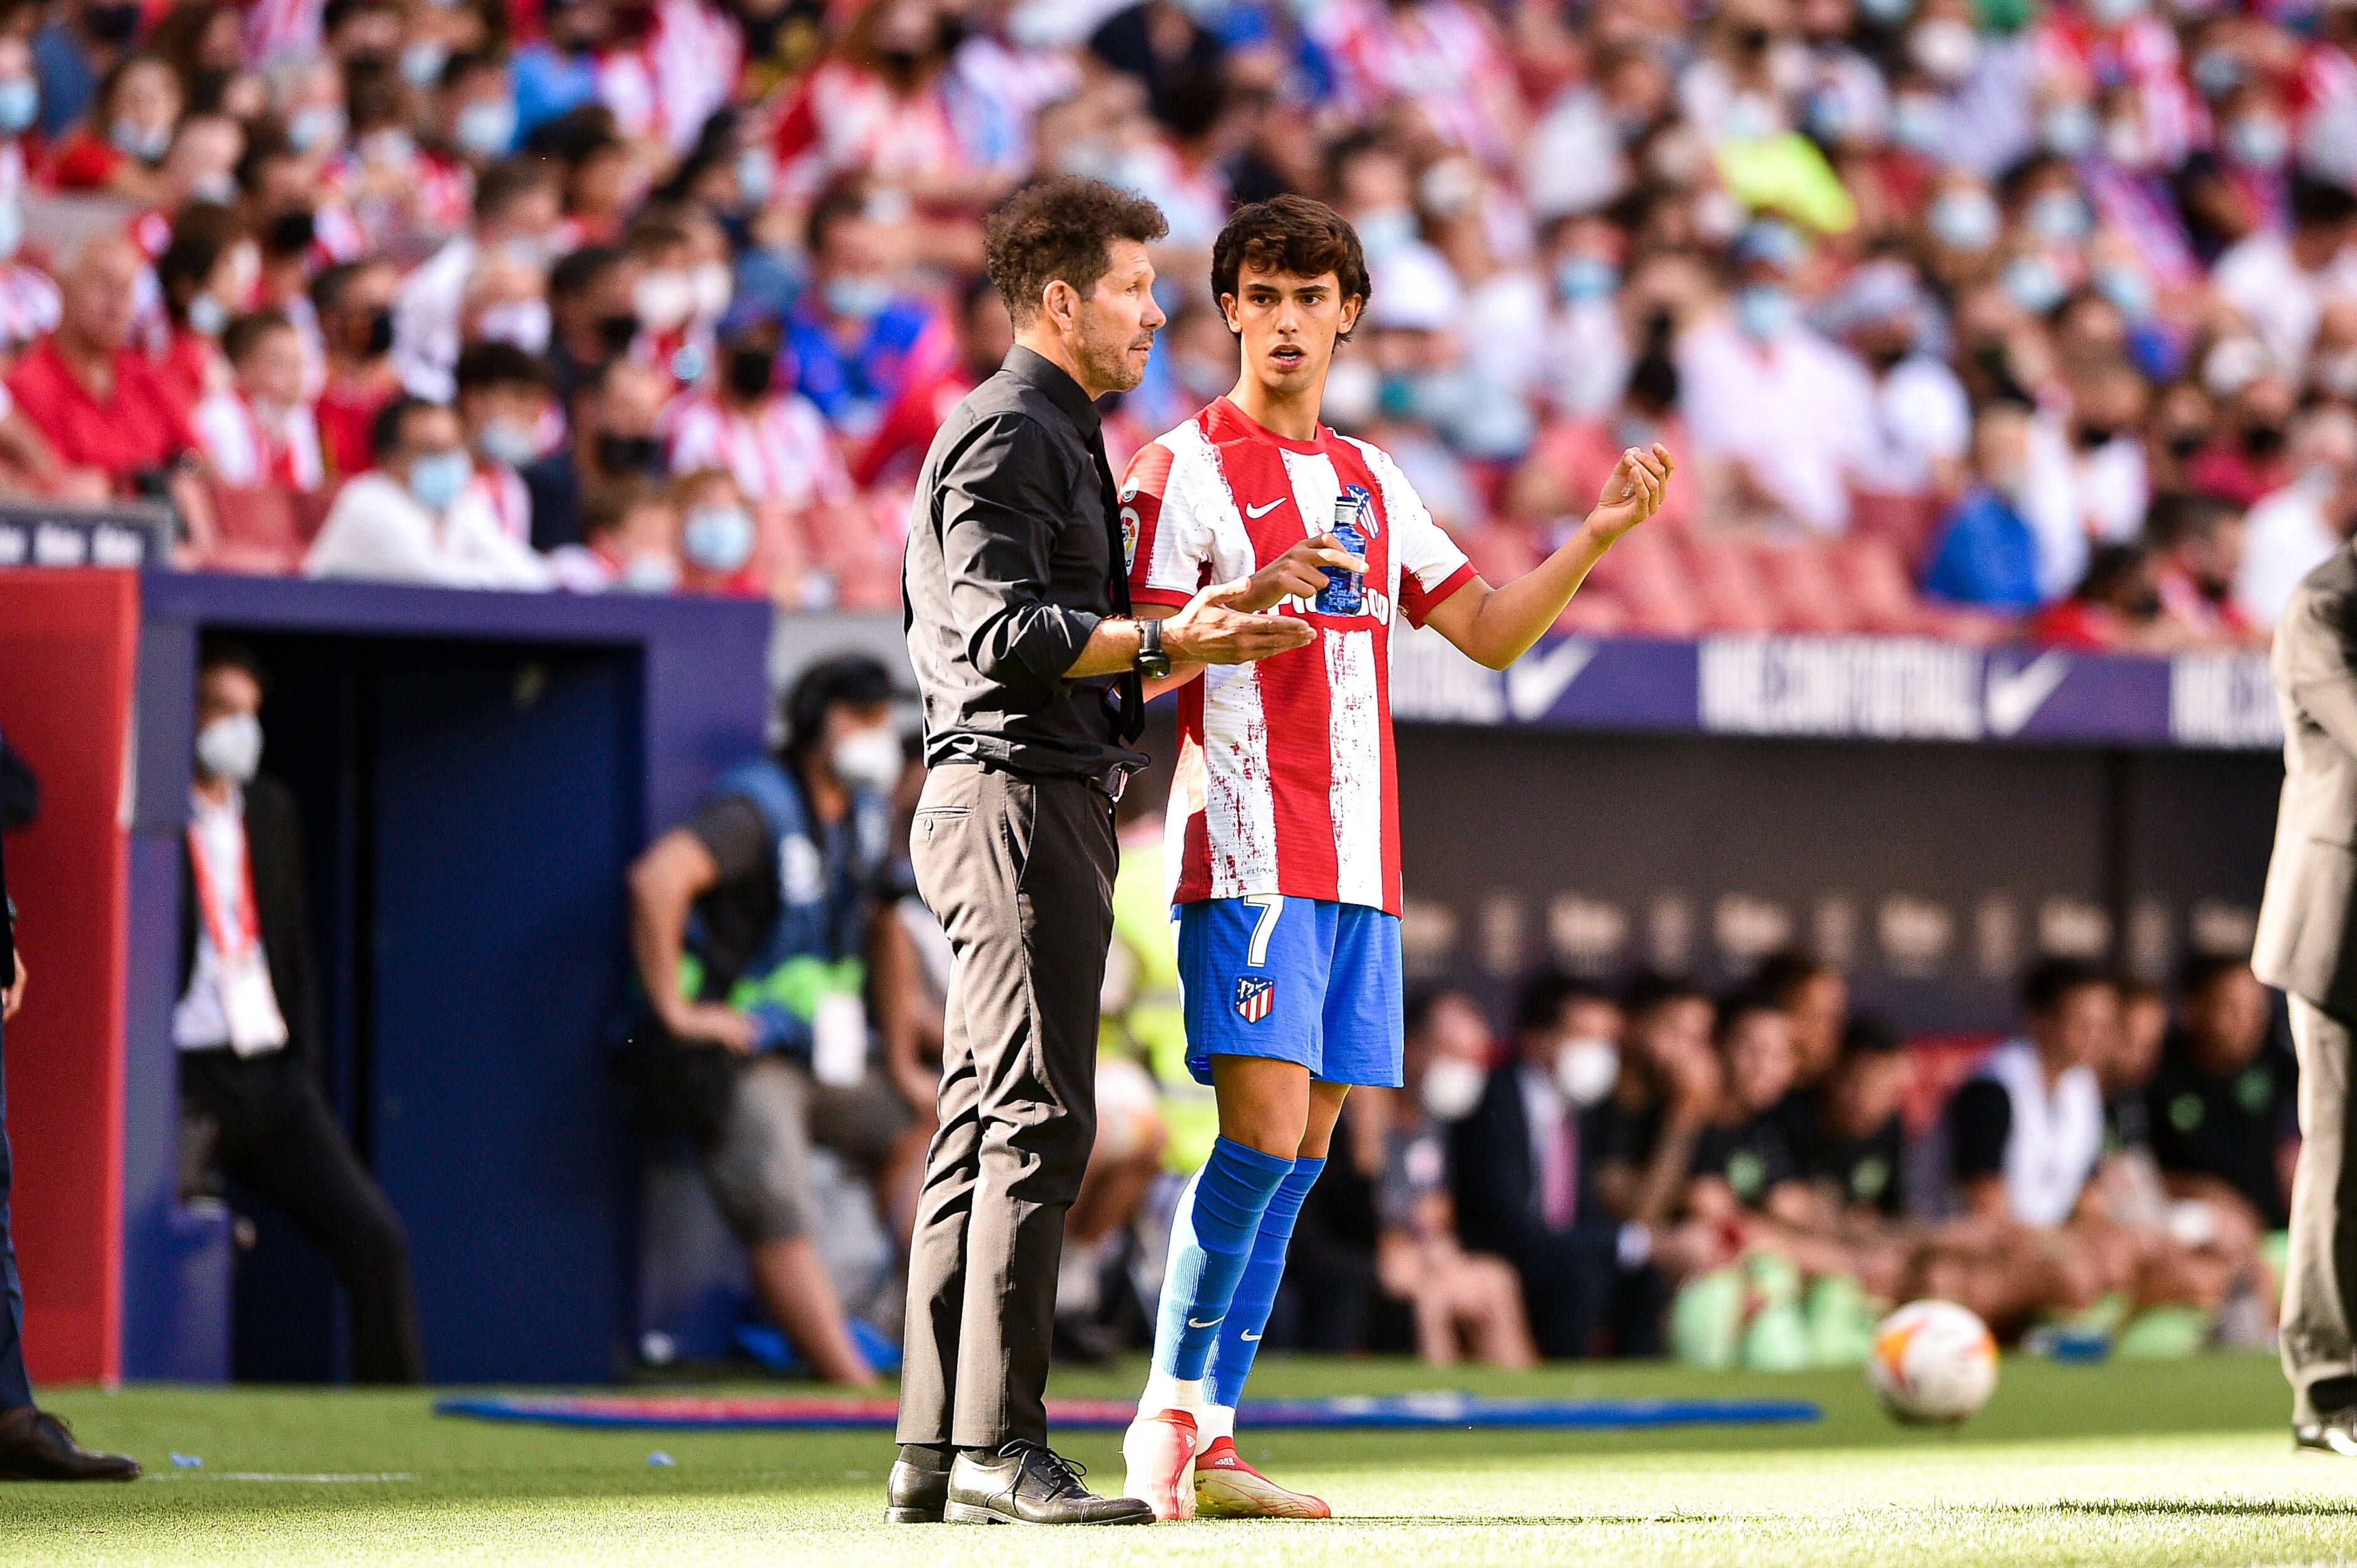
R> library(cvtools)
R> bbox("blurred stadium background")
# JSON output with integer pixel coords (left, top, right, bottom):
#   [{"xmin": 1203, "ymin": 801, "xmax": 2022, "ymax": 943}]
[{"xmin": 0, "ymin": 0, "xmax": 2348, "ymax": 1553}]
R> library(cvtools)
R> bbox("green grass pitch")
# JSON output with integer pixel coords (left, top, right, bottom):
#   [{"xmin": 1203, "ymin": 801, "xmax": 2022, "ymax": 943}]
[{"xmin": 8, "ymin": 1352, "xmax": 2355, "ymax": 1565}]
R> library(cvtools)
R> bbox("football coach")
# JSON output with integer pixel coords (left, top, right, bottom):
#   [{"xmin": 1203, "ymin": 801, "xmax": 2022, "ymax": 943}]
[
  {"xmin": 892, "ymin": 176, "xmax": 1311, "ymax": 1525},
  {"xmin": 2257, "ymin": 534, "xmax": 2357, "ymax": 1456}
]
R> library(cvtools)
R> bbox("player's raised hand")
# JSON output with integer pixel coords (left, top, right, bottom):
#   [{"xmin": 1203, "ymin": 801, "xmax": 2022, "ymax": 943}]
[
  {"xmin": 1585, "ymin": 442, "xmax": 1675, "ymax": 542},
  {"xmin": 1160, "ymin": 580, "xmax": 1318, "ymax": 664},
  {"xmin": 1230, "ymin": 532, "xmax": 1369, "ymax": 613}
]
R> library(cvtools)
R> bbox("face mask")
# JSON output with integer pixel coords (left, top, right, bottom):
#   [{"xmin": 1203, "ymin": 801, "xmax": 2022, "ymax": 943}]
[
  {"xmin": 2042, "ymin": 101, "xmax": 2097, "ymax": 158},
  {"xmin": 692, "ymin": 260, "xmax": 732, "ymax": 322},
  {"xmin": 195, "ymin": 712, "xmax": 263, "ymax": 784},
  {"xmin": 478, "ymin": 419, "xmax": 538, "ymax": 467},
  {"xmin": 618, "ymin": 551, "xmax": 680, "ymax": 591},
  {"xmin": 682, "ymin": 504, "xmax": 755, "ymax": 573},
  {"xmin": 360, "ymin": 128, "xmax": 415, "ymax": 166},
  {"xmin": 635, "ymin": 270, "xmax": 693, "ymax": 330},
  {"xmin": 0, "ymin": 78, "xmax": 36, "ymax": 136},
  {"xmin": 1420, "ymin": 1056, "xmax": 1485, "ymax": 1121},
  {"xmin": 1889, "ymin": 93, "xmax": 1945, "ymax": 153},
  {"xmin": 2001, "ymin": 255, "xmax": 2068, "ymax": 315},
  {"xmin": 1555, "ymin": 255, "xmax": 1620, "ymax": 303},
  {"xmin": 737, "ymin": 146, "xmax": 773, "ymax": 207},
  {"xmin": 1354, "ymin": 206, "xmax": 1418, "ymax": 261},
  {"xmin": 268, "ymin": 207, "xmax": 316, "ymax": 257},
  {"xmin": 401, "ymin": 39, "xmax": 447, "ymax": 88},
  {"xmin": 361, "ymin": 304, "xmax": 394, "ymax": 357},
  {"xmin": 503, "ymin": 234, "xmax": 550, "ymax": 270},
  {"xmin": 2227, "ymin": 113, "xmax": 2288, "ymax": 168},
  {"xmin": 455, "ymin": 98, "xmax": 516, "ymax": 160},
  {"xmin": 597, "ymin": 432, "xmax": 665, "ymax": 474},
  {"xmin": 1804, "ymin": 87, "xmax": 1850, "ymax": 146},
  {"xmin": 2095, "ymin": 263, "xmax": 2153, "ymax": 320},
  {"xmin": 1735, "ymin": 282, "xmax": 1795, "ymax": 341},
  {"xmin": 2027, "ymin": 190, "xmax": 2092, "ymax": 246},
  {"xmin": 84, "ymin": 1, "xmax": 142, "ymax": 43},
  {"xmin": 1555, "ymin": 1037, "xmax": 1620, "ymax": 1107},
  {"xmin": 1407, "ymin": 367, "xmax": 1475, "ymax": 429},
  {"xmin": 596, "ymin": 312, "xmax": 640, "ymax": 355},
  {"xmin": 2191, "ymin": 48, "xmax": 2245, "ymax": 99},
  {"xmin": 1928, "ymin": 188, "xmax": 2000, "ymax": 251},
  {"xmin": 1908, "ymin": 18, "xmax": 1978, "ymax": 84},
  {"xmin": 407, "ymin": 449, "xmax": 472, "ymax": 512},
  {"xmin": 830, "ymin": 725, "xmax": 902, "ymax": 794},
  {"xmin": 187, "ymin": 292, "xmax": 227, "ymax": 337},
  {"xmin": 725, "ymin": 342, "xmax": 775, "ymax": 399},
  {"xmin": 288, "ymin": 103, "xmax": 346, "ymax": 154},
  {"xmin": 477, "ymin": 298, "xmax": 550, "ymax": 353},
  {"xmin": 111, "ymin": 118, "xmax": 170, "ymax": 163},
  {"xmin": 824, "ymin": 275, "xmax": 892, "ymax": 321}
]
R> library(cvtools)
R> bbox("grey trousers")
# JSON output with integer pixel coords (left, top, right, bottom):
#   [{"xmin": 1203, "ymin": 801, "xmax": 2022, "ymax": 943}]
[
  {"xmin": 2286, "ymin": 994, "xmax": 2357, "ymax": 1424},
  {"xmin": 896, "ymin": 763, "xmax": 1116, "ymax": 1450}
]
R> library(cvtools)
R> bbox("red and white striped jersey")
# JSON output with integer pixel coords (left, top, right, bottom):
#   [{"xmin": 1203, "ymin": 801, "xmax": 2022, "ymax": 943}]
[
  {"xmin": 663, "ymin": 390, "xmax": 852, "ymax": 513},
  {"xmin": 1123, "ymin": 397, "xmax": 1475, "ymax": 917}
]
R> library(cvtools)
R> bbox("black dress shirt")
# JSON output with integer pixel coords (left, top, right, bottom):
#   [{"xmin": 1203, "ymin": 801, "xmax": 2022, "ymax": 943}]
[{"xmin": 903, "ymin": 345, "xmax": 1148, "ymax": 777}]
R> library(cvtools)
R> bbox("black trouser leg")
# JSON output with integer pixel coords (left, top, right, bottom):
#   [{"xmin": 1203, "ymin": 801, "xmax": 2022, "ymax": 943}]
[
  {"xmin": 897, "ymin": 766, "xmax": 1113, "ymax": 1450},
  {"xmin": 0, "ymin": 1016, "xmax": 30, "ymax": 1410},
  {"xmin": 188, "ymin": 1052, "xmax": 427, "ymax": 1383}
]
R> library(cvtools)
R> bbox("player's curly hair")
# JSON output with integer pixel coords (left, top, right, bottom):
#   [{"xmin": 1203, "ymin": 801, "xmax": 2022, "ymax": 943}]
[
  {"xmin": 1209, "ymin": 196, "xmax": 1373, "ymax": 341},
  {"xmin": 983, "ymin": 176, "xmax": 1169, "ymax": 328}
]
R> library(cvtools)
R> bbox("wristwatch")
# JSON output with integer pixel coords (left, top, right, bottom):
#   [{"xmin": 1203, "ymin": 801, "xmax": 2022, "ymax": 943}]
[{"xmin": 1134, "ymin": 616, "xmax": 1172, "ymax": 680}]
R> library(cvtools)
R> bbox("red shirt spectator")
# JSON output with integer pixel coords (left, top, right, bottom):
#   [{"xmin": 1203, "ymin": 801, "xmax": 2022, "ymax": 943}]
[{"xmin": 6, "ymin": 237, "xmax": 196, "ymax": 491}]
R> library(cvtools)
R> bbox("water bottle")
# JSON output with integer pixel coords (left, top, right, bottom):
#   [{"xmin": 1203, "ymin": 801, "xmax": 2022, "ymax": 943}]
[{"xmin": 1314, "ymin": 492, "xmax": 1366, "ymax": 615}]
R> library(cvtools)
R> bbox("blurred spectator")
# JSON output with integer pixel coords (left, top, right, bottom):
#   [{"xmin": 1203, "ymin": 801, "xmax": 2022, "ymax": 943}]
[
  {"xmin": 2030, "ymin": 541, "xmax": 2179, "ymax": 651},
  {"xmin": 310, "ymin": 259, "xmax": 403, "ymax": 485},
  {"xmin": 1948, "ymin": 959, "xmax": 2113, "ymax": 1229},
  {"xmin": 2214, "ymin": 178, "xmax": 2357, "ymax": 375},
  {"xmin": 622, "ymin": 654, "xmax": 928, "ymax": 1387},
  {"xmin": 1829, "ymin": 259, "xmax": 1970, "ymax": 504},
  {"xmin": 542, "ymin": 243, "xmax": 638, "ymax": 408},
  {"xmin": 1749, "ymin": 949, "xmax": 1848, "ymax": 1144},
  {"xmin": 1510, "ymin": 314, "xmax": 1697, "ymax": 541},
  {"xmin": 2236, "ymin": 407, "xmax": 2357, "ymax": 631},
  {"xmin": 151, "ymin": 210, "xmax": 241, "ymax": 413},
  {"xmin": 670, "ymin": 465, "xmax": 765, "ymax": 596},
  {"xmin": 1592, "ymin": 974, "xmax": 1720, "ymax": 1234},
  {"xmin": 1678, "ymin": 221, "xmax": 1870, "ymax": 534},
  {"xmin": 1686, "ymin": 990, "xmax": 1804, "ymax": 1224},
  {"xmin": 452, "ymin": 340, "xmax": 550, "ymax": 547},
  {"xmin": 49, "ymin": 50, "xmax": 180, "ymax": 200},
  {"xmin": 1451, "ymin": 973, "xmax": 1652, "ymax": 1358},
  {"xmin": 1797, "ymin": 1015, "xmax": 1910, "ymax": 1221},
  {"xmin": 176, "ymin": 643, "xmax": 424, "ymax": 1383},
  {"xmin": 1922, "ymin": 400, "xmax": 2042, "ymax": 611},
  {"xmin": 547, "ymin": 477, "xmax": 681, "ymax": 592},
  {"xmin": 304, "ymin": 395, "xmax": 550, "ymax": 586},
  {"xmin": 1376, "ymin": 989, "xmax": 1535, "ymax": 1367},
  {"xmin": 851, "ymin": 272, "xmax": 1010, "ymax": 488},
  {"xmin": 194, "ymin": 309, "xmax": 322, "ymax": 492},
  {"xmin": 6, "ymin": 232, "xmax": 210, "ymax": 526},
  {"xmin": 392, "ymin": 158, "xmax": 561, "ymax": 401},
  {"xmin": 2146, "ymin": 491, "xmax": 2255, "ymax": 646},
  {"xmin": 2148, "ymin": 957, "xmax": 2297, "ymax": 1233},
  {"xmin": 782, "ymin": 178, "xmax": 949, "ymax": 439},
  {"xmin": 523, "ymin": 353, "xmax": 673, "ymax": 550}
]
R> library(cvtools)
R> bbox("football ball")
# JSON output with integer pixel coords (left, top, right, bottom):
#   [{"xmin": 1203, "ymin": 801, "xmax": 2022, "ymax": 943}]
[{"xmin": 1867, "ymin": 1300, "xmax": 1998, "ymax": 1425}]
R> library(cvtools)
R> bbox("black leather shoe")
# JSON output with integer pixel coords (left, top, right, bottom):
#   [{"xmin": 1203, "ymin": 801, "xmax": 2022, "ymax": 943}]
[
  {"xmin": 2295, "ymin": 1416, "xmax": 2357, "ymax": 1456},
  {"xmin": 886, "ymin": 1444, "xmax": 953, "ymax": 1523},
  {"xmin": 0, "ymin": 1408, "xmax": 140, "ymax": 1481},
  {"xmin": 943, "ymin": 1442, "xmax": 1153, "ymax": 1525}
]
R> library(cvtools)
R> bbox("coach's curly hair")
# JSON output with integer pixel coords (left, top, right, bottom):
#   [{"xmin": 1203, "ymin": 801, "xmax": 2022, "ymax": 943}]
[
  {"xmin": 1209, "ymin": 195, "xmax": 1373, "ymax": 341},
  {"xmin": 983, "ymin": 176, "xmax": 1169, "ymax": 328}
]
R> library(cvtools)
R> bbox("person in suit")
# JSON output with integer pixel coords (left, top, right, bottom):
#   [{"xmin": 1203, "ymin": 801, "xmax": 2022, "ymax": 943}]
[
  {"xmin": 176, "ymin": 644, "xmax": 425, "ymax": 1383},
  {"xmin": 1448, "ymin": 972, "xmax": 1657, "ymax": 1358},
  {"xmin": 0, "ymin": 730, "xmax": 139, "ymax": 1479},
  {"xmin": 2256, "ymin": 537, "xmax": 2357, "ymax": 1453}
]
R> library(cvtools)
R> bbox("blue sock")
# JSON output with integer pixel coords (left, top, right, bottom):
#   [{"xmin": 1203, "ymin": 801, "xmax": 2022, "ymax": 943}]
[
  {"xmin": 1205, "ymin": 1156, "xmax": 1324, "ymax": 1410},
  {"xmin": 1149, "ymin": 1138, "xmax": 1295, "ymax": 1385}
]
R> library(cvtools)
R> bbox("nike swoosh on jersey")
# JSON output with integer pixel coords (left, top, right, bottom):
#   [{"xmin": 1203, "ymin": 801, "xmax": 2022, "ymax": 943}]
[{"xmin": 1244, "ymin": 499, "xmax": 1284, "ymax": 518}]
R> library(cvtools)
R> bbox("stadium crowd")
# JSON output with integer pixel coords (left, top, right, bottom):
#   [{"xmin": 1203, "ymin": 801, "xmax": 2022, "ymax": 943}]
[{"xmin": 0, "ymin": 0, "xmax": 2352, "ymax": 640}]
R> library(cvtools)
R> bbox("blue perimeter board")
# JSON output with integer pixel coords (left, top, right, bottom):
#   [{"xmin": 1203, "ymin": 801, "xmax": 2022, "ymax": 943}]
[{"xmin": 436, "ymin": 1392, "xmax": 1824, "ymax": 1432}]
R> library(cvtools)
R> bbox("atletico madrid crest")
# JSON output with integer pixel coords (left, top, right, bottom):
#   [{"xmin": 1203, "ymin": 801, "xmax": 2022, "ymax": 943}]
[{"xmin": 1234, "ymin": 976, "xmax": 1276, "ymax": 1024}]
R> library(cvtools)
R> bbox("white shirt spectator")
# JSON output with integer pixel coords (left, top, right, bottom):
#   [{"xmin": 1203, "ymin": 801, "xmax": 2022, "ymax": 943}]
[
  {"xmin": 390, "ymin": 235, "xmax": 474, "ymax": 402},
  {"xmin": 1545, "ymin": 293, "xmax": 1628, "ymax": 418},
  {"xmin": 665, "ymin": 390, "xmax": 854, "ymax": 513},
  {"xmin": 1678, "ymin": 312, "xmax": 1873, "ymax": 533},
  {"xmin": 1520, "ymin": 86, "xmax": 1628, "ymax": 221},
  {"xmin": 194, "ymin": 392, "xmax": 325, "ymax": 490},
  {"xmin": 305, "ymin": 471, "xmax": 552, "ymax": 589},
  {"xmin": 2236, "ymin": 471, "xmax": 2346, "ymax": 629},
  {"xmin": 1969, "ymin": 1038, "xmax": 2104, "ymax": 1229},
  {"xmin": 2214, "ymin": 230, "xmax": 2357, "ymax": 374},
  {"xmin": 1462, "ymin": 267, "xmax": 1551, "ymax": 405},
  {"xmin": 468, "ymin": 463, "xmax": 533, "ymax": 546},
  {"xmin": 1854, "ymin": 354, "xmax": 1971, "ymax": 496},
  {"xmin": 2022, "ymin": 419, "xmax": 2149, "ymax": 600}
]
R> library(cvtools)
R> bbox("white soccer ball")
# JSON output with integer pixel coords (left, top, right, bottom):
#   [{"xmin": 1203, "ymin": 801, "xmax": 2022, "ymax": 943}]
[{"xmin": 1866, "ymin": 1300, "xmax": 1998, "ymax": 1425}]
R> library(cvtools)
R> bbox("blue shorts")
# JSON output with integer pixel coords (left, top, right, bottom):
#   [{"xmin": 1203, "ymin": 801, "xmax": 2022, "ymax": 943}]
[{"xmin": 1175, "ymin": 896, "xmax": 1404, "ymax": 1089}]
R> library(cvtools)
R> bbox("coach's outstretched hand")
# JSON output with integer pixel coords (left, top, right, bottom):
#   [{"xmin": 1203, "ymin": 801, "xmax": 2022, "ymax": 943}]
[
  {"xmin": 1585, "ymin": 442, "xmax": 1676, "ymax": 542},
  {"xmin": 1161, "ymin": 578, "xmax": 1319, "ymax": 664}
]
